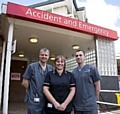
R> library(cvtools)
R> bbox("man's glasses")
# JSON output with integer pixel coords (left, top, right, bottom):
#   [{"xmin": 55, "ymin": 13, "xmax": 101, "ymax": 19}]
[{"xmin": 75, "ymin": 54, "xmax": 83, "ymax": 57}]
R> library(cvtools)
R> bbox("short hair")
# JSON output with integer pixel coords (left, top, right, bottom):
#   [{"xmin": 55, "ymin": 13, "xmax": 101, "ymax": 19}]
[
  {"xmin": 55, "ymin": 55, "xmax": 66, "ymax": 70},
  {"xmin": 39, "ymin": 48, "xmax": 50, "ymax": 54},
  {"xmin": 75, "ymin": 49, "xmax": 85, "ymax": 55}
]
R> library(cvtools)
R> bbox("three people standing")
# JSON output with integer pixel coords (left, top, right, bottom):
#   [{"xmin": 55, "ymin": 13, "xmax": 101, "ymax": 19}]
[{"xmin": 22, "ymin": 48, "xmax": 101, "ymax": 114}]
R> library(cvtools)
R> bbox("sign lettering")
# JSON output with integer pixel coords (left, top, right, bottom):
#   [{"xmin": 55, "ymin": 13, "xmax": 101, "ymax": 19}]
[{"xmin": 6, "ymin": 2, "xmax": 118, "ymax": 40}]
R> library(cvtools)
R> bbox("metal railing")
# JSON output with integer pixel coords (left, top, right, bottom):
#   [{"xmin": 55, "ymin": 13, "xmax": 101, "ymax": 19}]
[{"xmin": 98, "ymin": 89, "xmax": 120, "ymax": 113}]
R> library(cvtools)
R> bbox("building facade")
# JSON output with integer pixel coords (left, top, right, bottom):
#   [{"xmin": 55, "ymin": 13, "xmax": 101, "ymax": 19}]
[{"xmin": 0, "ymin": 0, "xmax": 119, "ymax": 113}]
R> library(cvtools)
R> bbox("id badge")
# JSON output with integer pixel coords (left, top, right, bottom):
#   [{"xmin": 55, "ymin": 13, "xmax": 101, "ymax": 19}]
[
  {"xmin": 34, "ymin": 98, "xmax": 40, "ymax": 102},
  {"xmin": 47, "ymin": 103, "xmax": 53, "ymax": 108}
]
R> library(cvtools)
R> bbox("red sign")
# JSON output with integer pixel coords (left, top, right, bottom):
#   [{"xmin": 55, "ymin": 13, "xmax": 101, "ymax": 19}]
[
  {"xmin": 11, "ymin": 73, "xmax": 21, "ymax": 80},
  {"xmin": 6, "ymin": 2, "xmax": 118, "ymax": 40}
]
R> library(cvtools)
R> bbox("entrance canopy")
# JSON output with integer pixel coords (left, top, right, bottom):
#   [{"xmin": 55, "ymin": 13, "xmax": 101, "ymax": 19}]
[
  {"xmin": 5, "ymin": 17, "xmax": 95, "ymax": 59},
  {"xmin": 1, "ymin": 2, "xmax": 118, "ymax": 60}
]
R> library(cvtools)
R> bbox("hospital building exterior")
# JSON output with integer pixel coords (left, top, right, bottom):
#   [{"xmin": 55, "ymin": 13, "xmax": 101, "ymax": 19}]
[{"xmin": 0, "ymin": 0, "xmax": 119, "ymax": 113}]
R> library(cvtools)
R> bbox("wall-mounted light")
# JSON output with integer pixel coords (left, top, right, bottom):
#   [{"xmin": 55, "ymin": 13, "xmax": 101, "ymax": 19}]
[
  {"xmin": 72, "ymin": 45, "xmax": 79, "ymax": 49},
  {"xmin": 18, "ymin": 53, "xmax": 24, "ymax": 57},
  {"xmin": 29, "ymin": 37, "xmax": 38, "ymax": 43},
  {"xmin": 50, "ymin": 57, "xmax": 55, "ymax": 61}
]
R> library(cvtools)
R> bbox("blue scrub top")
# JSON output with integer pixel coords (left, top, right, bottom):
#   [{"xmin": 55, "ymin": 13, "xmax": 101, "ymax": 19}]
[
  {"xmin": 23, "ymin": 62, "xmax": 53, "ymax": 110},
  {"xmin": 72, "ymin": 64, "xmax": 101, "ymax": 111}
]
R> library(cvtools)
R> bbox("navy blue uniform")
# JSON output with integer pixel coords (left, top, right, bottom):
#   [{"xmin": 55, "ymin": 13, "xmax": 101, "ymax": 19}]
[
  {"xmin": 23, "ymin": 62, "xmax": 53, "ymax": 114},
  {"xmin": 72, "ymin": 64, "xmax": 101, "ymax": 114},
  {"xmin": 43, "ymin": 70, "xmax": 76, "ymax": 114}
]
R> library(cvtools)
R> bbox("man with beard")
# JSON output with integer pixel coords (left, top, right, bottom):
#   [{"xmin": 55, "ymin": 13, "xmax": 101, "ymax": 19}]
[
  {"xmin": 22, "ymin": 48, "xmax": 53, "ymax": 114},
  {"xmin": 72, "ymin": 50, "xmax": 101, "ymax": 114}
]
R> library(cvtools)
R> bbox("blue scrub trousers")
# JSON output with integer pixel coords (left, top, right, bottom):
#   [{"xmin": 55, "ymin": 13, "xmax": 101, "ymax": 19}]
[
  {"xmin": 27, "ymin": 108, "xmax": 46, "ymax": 114},
  {"xmin": 47, "ymin": 112, "xmax": 71, "ymax": 114},
  {"xmin": 74, "ymin": 110, "xmax": 98, "ymax": 114}
]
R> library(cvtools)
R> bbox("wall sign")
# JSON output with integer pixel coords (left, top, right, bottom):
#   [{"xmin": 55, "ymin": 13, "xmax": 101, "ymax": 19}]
[{"xmin": 11, "ymin": 73, "xmax": 21, "ymax": 80}]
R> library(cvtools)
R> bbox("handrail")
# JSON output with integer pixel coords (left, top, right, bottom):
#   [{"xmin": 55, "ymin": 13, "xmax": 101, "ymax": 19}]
[
  {"xmin": 97, "ymin": 101, "xmax": 120, "ymax": 106},
  {"xmin": 100, "ymin": 90, "xmax": 120, "ymax": 93}
]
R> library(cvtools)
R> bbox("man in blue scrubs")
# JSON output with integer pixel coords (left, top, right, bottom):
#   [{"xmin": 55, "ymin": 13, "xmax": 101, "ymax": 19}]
[
  {"xmin": 22, "ymin": 48, "xmax": 53, "ymax": 114},
  {"xmin": 72, "ymin": 50, "xmax": 101, "ymax": 114}
]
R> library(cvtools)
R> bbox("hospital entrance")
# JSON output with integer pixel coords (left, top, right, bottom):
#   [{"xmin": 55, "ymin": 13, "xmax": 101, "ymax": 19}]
[
  {"xmin": 0, "ymin": 2, "xmax": 118, "ymax": 113},
  {"xmin": 7, "ymin": 19, "xmax": 95, "ymax": 113}
]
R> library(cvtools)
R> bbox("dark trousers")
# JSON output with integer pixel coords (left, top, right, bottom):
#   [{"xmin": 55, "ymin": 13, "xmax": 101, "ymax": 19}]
[
  {"xmin": 46, "ymin": 112, "xmax": 71, "ymax": 114},
  {"xmin": 27, "ymin": 108, "xmax": 46, "ymax": 114},
  {"xmin": 74, "ymin": 110, "xmax": 98, "ymax": 114}
]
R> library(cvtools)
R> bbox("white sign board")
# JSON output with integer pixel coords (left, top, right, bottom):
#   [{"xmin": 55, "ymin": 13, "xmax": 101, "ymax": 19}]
[{"xmin": 11, "ymin": 39, "xmax": 17, "ymax": 54}]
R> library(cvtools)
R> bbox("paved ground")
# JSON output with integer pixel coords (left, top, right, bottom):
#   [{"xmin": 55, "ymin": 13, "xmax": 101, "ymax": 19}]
[
  {"xmin": 0, "ymin": 102, "xmax": 27, "ymax": 114},
  {"xmin": 0, "ymin": 102, "xmax": 120, "ymax": 114},
  {"xmin": 99, "ymin": 109, "xmax": 120, "ymax": 114}
]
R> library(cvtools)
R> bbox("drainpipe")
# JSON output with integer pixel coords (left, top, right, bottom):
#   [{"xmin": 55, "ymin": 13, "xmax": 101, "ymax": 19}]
[
  {"xmin": 2, "ymin": 23, "xmax": 14, "ymax": 114},
  {"xmin": 71, "ymin": 0, "xmax": 73, "ymax": 16}
]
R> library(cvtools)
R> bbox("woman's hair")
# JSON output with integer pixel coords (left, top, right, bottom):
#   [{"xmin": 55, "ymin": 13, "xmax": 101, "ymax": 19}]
[{"xmin": 55, "ymin": 55, "xmax": 66, "ymax": 70}]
